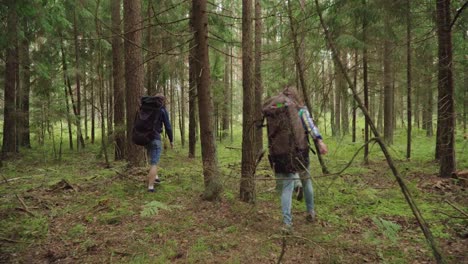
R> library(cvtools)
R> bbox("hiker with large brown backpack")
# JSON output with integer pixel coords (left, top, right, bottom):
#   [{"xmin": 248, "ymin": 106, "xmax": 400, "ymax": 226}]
[
  {"xmin": 132, "ymin": 94, "xmax": 173, "ymax": 192},
  {"xmin": 263, "ymin": 86, "xmax": 327, "ymax": 233}
]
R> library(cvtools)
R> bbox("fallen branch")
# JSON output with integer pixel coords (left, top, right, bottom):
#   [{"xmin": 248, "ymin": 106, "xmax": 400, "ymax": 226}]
[
  {"xmin": 444, "ymin": 200, "xmax": 468, "ymax": 218},
  {"xmin": 225, "ymin": 146, "xmax": 241, "ymax": 150},
  {"xmin": 15, "ymin": 194, "xmax": 36, "ymax": 217}
]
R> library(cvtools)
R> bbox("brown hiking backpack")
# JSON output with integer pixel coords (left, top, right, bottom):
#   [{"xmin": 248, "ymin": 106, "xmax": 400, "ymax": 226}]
[{"xmin": 262, "ymin": 92, "xmax": 309, "ymax": 173}]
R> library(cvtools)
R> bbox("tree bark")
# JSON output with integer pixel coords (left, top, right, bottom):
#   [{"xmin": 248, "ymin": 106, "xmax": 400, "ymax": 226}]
[
  {"xmin": 188, "ymin": 13, "xmax": 197, "ymax": 158},
  {"xmin": 383, "ymin": 33, "xmax": 394, "ymax": 144},
  {"xmin": 112, "ymin": 0, "xmax": 126, "ymax": 160},
  {"xmin": 73, "ymin": 7, "xmax": 85, "ymax": 150},
  {"xmin": 253, "ymin": 0, "xmax": 263, "ymax": 155},
  {"xmin": 362, "ymin": 0, "xmax": 369, "ymax": 163},
  {"xmin": 124, "ymin": 0, "xmax": 145, "ymax": 167},
  {"xmin": 333, "ymin": 60, "xmax": 342, "ymax": 137},
  {"xmin": 179, "ymin": 66, "xmax": 186, "ymax": 147},
  {"xmin": 19, "ymin": 25, "xmax": 31, "ymax": 148},
  {"xmin": 60, "ymin": 41, "xmax": 74, "ymax": 150},
  {"xmin": 435, "ymin": 0, "xmax": 456, "ymax": 177},
  {"xmin": 2, "ymin": 2, "xmax": 18, "ymax": 155},
  {"xmin": 192, "ymin": 0, "xmax": 223, "ymax": 200},
  {"xmin": 221, "ymin": 45, "xmax": 230, "ymax": 140},
  {"xmin": 240, "ymin": 0, "xmax": 256, "ymax": 203},
  {"xmin": 406, "ymin": 0, "xmax": 412, "ymax": 159}
]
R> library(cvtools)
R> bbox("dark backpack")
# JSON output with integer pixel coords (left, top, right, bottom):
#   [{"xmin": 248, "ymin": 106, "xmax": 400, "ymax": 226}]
[
  {"xmin": 132, "ymin": 96, "xmax": 164, "ymax": 146},
  {"xmin": 262, "ymin": 93, "xmax": 309, "ymax": 173}
]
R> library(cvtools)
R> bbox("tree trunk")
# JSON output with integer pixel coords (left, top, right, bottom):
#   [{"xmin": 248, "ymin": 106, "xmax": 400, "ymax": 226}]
[
  {"xmin": 352, "ymin": 49, "xmax": 358, "ymax": 143},
  {"xmin": 192, "ymin": 0, "xmax": 223, "ymax": 200},
  {"xmin": 363, "ymin": 0, "xmax": 369, "ymax": 164},
  {"xmin": 464, "ymin": 32, "xmax": 467, "ymax": 136},
  {"xmin": 253, "ymin": 0, "xmax": 263, "ymax": 155},
  {"xmin": 334, "ymin": 60, "xmax": 342, "ymax": 137},
  {"xmin": 221, "ymin": 46, "xmax": 230, "ymax": 140},
  {"xmin": 240, "ymin": 0, "xmax": 256, "ymax": 203},
  {"xmin": 124, "ymin": 0, "xmax": 145, "ymax": 167},
  {"xmin": 2, "ymin": 2, "xmax": 18, "ymax": 155},
  {"xmin": 179, "ymin": 66, "xmax": 186, "ymax": 147},
  {"xmin": 60, "ymin": 41, "xmax": 74, "ymax": 150},
  {"xmin": 19, "ymin": 28, "xmax": 31, "ymax": 148},
  {"xmin": 341, "ymin": 53, "xmax": 349, "ymax": 136},
  {"xmin": 91, "ymin": 80, "xmax": 95, "ymax": 144},
  {"xmin": 188, "ymin": 16, "xmax": 197, "ymax": 158},
  {"xmin": 435, "ymin": 0, "xmax": 456, "ymax": 177},
  {"xmin": 73, "ymin": 7, "xmax": 85, "ymax": 150},
  {"xmin": 383, "ymin": 35, "xmax": 394, "ymax": 144},
  {"xmin": 406, "ymin": 0, "xmax": 412, "ymax": 159}
]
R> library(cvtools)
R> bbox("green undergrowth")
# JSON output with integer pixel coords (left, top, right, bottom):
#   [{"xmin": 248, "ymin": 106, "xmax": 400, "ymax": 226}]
[{"xmin": 0, "ymin": 127, "xmax": 467, "ymax": 263}]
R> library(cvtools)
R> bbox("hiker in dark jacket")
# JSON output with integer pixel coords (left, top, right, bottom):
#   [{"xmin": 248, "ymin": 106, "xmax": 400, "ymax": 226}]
[
  {"xmin": 279, "ymin": 87, "xmax": 328, "ymax": 231},
  {"xmin": 146, "ymin": 95, "xmax": 173, "ymax": 192}
]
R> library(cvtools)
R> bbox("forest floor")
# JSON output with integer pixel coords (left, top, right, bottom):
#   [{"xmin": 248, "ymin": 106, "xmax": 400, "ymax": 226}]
[{"xmin": 1, "ymin": 134, "xmax": 467, "ymax": 263}]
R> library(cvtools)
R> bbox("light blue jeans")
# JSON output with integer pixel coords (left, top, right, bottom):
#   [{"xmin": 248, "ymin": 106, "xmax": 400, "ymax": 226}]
[{"xmin": 276, "ymin": 170, "xmax": 314, "ymax": 226}]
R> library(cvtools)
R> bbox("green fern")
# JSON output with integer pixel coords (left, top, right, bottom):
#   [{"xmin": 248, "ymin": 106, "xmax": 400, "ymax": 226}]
[
  {"xmin": 371, "ymin": 217, "xmax": 401, "ymax": 244},
  {"xmin": 140, "ymin": 201, "xmax": 170, "ymax": 217}
]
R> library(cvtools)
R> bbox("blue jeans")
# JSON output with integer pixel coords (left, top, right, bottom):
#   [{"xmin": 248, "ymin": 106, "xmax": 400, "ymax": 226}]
[
  {"xmin": 276, "ymin": 170, "xmax": 314, "ymax": 226},
  {"xmin": 145, "ymin": 139, "xmax": 162, "ymax": 165}
]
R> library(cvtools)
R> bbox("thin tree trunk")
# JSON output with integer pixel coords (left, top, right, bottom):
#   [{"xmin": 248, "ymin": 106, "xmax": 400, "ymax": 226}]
[
  {"xmin": 188, "ymin": 20, "xmax": 197, "ymax": 158},
  {"xmin": 341, "ymin": 53, "xmax": 349, "ymax": 136},
  {"xmin": 179, "ymin": 66, "xmax": 186, "ymax": 147},
  {"xmin": 464, "ymin": 32, "xmax": 467, "ymax": 135},
  {"xmin": 230, "ymin": 44, "xmax": 234, "ymax": 143},
  {"xmin": 84, "ymin": 75, "xmax": 88, "ymax": 139},
  {"xmin": 240, "ymin": 0, "xmax": 256, "ymax": 203},
  {"xmin": 334, "ymin": 60, "xmax": 342, "ymax": 137},
  {"xmin": 60, "ymin": 40, "xmax": 86, "ymax": 150},
  {"xmin": 221, "ymin": 45, "xmax": 230, "ymax": 140},
  {"xmin": 60, "ymin": 42, "xmax": 74, "ymax": 150},
  {"xmin": 112, "ymin": 0, "xmax": 125, "ymax": 160},
  {"xmin": 91, "ymin": 80, "xmax": 95, "ymax": 144},
  {"xmin": 19, "ymin": 29, "xmax": 31, "ymax": 148},
  {"xmin": 2, "ymin": 2, "xmax": 18, "ymax": 155},
  {"xmin": 254, "ymin": 0, "xmax": 263, "ymax": 155},
  {"xmin": 383, "ymin": 35, "xmax": 394, "ymax": 144},
  {"xmin": 352, "ymin": 50, "xmax": 358, "ymax": 143},
  {"xmin": 73, "ymin": 7, "xmax": 85, "ymax": 150},
  {"xmin": 406, "ymin": 0, "xmax": 412, "ymax": 159},
  {"xmin": 124, "ymin": 0, "xmax": 145, "ymax": 167},
  {"xmin": 362, "ymin": 0, "xmax": 369, "ymax": 163},
  {"xmin": 192, "ymin": 0, "xmax": 223, "ymax": 200},
  {"xmin": 435, "ymin": 0, "xmax": 456, "ymax": 177}
]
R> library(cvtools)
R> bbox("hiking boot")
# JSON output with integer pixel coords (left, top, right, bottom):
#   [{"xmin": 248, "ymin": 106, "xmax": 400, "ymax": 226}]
[
  {"xmin": 154, "ymin": 178, "xmax": 161, "ymax": 185},
  {"xmin": 306, "ymin": 211, "xmax": 316, "ymax": 223},
  {"xmin": 296, "ymin": 186, "xmax": 303, "ymax": 201},
  {"xmin": 148, "ymin": 188, "xmax": 155, "ymax": 193}
]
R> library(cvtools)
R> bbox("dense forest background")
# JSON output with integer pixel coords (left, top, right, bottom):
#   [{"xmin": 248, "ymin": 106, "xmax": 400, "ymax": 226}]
[{"xmin": 0, "ymin": 0, "xmax": 467, "ymax": 263}]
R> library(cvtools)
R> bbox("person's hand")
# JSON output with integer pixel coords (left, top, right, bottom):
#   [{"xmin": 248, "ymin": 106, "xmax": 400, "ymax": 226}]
[
  {"xmin": 170, "ymin": 142, "xmax": 174, "ymax": 149},
  {"xmin": 317, "ymin": 140, "xmax": 328, "ymax": 155}
]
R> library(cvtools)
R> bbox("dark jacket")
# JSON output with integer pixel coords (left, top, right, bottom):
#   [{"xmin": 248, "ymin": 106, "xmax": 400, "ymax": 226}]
[{"xmin": 155, "ymin": 107, "xmax": 173, "ymax": 142}]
